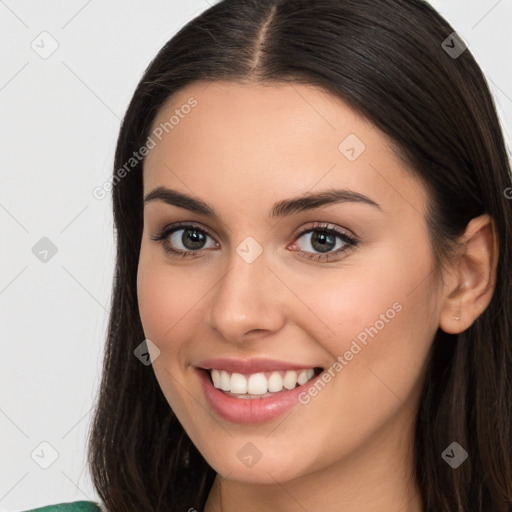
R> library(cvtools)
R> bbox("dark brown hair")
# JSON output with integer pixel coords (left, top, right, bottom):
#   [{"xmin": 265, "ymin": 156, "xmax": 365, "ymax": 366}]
[{"xmin": 87, "ymin": 0, "xmax": 512, "ymax": 510}]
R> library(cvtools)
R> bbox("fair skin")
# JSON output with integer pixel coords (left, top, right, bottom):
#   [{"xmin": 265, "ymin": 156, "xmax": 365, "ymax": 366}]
[{"xmin": 136, "ymin": 80, "xmax": 497, "ymax": 512}]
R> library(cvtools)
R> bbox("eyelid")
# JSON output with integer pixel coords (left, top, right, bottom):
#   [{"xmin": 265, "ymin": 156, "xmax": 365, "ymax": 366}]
[
  {"xmin": 288, "ymin": 222, "xmax": 359, "ymax": 261},
  {"xmin": 153, "ymin": 221, "xmax": 356, "ymax": 242},
  {"xmin": 291, "ymin": 221, "xmax": 357, "ymax": 242},
  {"xmin": 153, "ymin": 221, "xmax": 218, "ymax": 242},
  {"xmin": 151, "ymin": 220, "xmax": 359, "ymax": 260}
]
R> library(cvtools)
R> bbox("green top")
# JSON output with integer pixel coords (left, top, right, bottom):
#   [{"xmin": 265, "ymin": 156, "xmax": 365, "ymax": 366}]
[{"xmin": 21, "ymin": 501, "xmax": 102, "ymax": 512}]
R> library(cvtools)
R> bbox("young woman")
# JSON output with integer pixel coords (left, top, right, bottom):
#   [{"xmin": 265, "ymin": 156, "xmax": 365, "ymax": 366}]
[{"xmin": 25, "ymin": 0, "xmax": 512, "ymax": 510}]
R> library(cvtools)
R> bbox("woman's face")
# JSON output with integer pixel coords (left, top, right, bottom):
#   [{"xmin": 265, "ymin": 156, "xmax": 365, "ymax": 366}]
[{"xmin": 137, "ymin": 80, "xmax": 443, "ymax": 483}]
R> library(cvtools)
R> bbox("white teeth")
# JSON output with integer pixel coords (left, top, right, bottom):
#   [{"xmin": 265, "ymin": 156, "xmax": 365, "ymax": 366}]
[
  {"xmin": 267, "ymin": 371, "xmax": 283, "ymax": 392},
  {"xmin": 211, "ymin": 369, "xmax": 221, "ymax": 388},
  {"xmin": 283, "ymin": 370, "xmax": 297, "ymax": 390},
  {"xmin": 220, "ymin": 370, "xmax": 231, "ymax": 391},
  {"xmin": 297, "ymin": 369, "xmax": 310, "ymax": 385},
  {"xmin": 230, "ymin": 373, "xmax": 247, "ymax": 394},
  {"xmin": 247, "ymin": 373, "xmax": 267, "ymax": 395},
  {"xmin": 209, "ymin": 368, "xmax": 318, "ymax": 394}
]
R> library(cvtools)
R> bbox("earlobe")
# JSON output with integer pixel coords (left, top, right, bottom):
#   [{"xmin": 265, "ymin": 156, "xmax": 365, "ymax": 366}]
[
  {"xmin": 438, "ymin": 214, "xmax": 499, "ymax": 334},
  {"xmin": 438, "ymin": 281, "xmax": 467, "ymax": 334}
]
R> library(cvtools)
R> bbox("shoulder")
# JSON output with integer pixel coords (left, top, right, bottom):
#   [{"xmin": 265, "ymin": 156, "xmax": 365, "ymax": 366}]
[{"xmin": 20, "ymin": 501, "xmax": 104, "ymax": 512}]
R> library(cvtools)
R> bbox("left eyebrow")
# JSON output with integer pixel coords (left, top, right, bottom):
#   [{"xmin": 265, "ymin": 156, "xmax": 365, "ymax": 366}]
[
  {"xmin": 143, "ymin": 186, "xmax": 382, "ymax": 218},
  {"xmin": 270, "ymin": 188, "xmax": 382, "ymax": 217}
]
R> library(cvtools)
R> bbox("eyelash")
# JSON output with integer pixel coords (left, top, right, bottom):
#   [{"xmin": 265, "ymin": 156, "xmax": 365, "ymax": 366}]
[{"xmin": 150, "ymin": 221, "xmax": 359, "ymax": 262}]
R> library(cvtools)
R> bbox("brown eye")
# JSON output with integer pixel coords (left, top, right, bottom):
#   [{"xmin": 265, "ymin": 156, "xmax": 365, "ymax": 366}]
[
  {"xmin": 150, "ymin": 223, "xmax": 218, "ymax": 257},
  {"xmin": 290, "ymin": 223, "xmax": 359, "ymax": 262}
]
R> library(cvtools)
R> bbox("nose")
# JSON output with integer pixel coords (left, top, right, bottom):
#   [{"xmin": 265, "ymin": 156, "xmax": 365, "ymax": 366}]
[{"xmin": 204, "ymin": 246, "xmax": 286, "ymax": 344}]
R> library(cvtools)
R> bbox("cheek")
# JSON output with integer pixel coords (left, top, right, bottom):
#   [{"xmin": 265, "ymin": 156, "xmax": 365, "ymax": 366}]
[
  {"xmin": 281, "ymin": 258, "xmax": 410, "ymax": 349},
  {"xmin": 136, "ymin": 256, "xmax": 206, "ymax": 419},
  {"xmin": 271, "ymin": 248, "xmax": 436, "ymax": 472},
  {"xmin": 136, "ymin": 255, "xmax": 202, "ymax": 348},
  {"xmin": 288, "ymin": 237, "xmax": 437, "ymax": 394}
]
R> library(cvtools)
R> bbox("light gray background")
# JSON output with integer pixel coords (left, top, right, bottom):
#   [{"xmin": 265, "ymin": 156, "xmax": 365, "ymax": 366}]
[{"xmin": 1, "ymin": 1, "xmax": 511, "ymax": 510}]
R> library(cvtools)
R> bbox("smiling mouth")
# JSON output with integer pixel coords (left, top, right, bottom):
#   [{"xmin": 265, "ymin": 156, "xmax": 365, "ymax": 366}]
[{"xmin": 205, "ymin": 367, "xmax": 324, "ymax": 399}]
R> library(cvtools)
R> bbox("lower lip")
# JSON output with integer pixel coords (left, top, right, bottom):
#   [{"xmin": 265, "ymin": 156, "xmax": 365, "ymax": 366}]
[{"xmin": 197, "ymin": 368, "xmax": 322, "ymax": 424}]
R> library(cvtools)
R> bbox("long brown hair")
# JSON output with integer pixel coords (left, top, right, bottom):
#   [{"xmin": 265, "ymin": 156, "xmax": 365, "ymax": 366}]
[{"xmin": 87, "ymin": 1, "xmax": 512, "ymax": 510}]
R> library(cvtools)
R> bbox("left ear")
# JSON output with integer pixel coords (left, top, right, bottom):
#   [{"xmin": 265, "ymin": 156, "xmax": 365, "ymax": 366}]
[{"xmin": 438, "ymin": 213, "xmax": 499, "ymax": 334}]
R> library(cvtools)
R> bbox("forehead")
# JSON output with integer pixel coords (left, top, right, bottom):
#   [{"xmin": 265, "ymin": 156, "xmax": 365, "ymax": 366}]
[{"xmin": 142, "ymin": 80, "xmax": 427, "ymax": 219}]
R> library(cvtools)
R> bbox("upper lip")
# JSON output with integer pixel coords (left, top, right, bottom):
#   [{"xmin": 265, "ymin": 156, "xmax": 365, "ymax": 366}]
[{"xmin": 196, "ymin": 358, "xmax": 322, "ymax": 374}]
